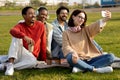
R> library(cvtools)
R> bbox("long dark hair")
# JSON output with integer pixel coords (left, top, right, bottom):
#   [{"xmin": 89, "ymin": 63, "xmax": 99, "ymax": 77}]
[{"xmin": 68, "ymin": 9, "xmax": 87, "ymax": 28}]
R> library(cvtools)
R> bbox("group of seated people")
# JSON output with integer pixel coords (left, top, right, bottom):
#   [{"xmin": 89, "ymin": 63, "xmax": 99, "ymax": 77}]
[{"xmin": 0, "ymin": 6, "xmax": 120, "ymax": 76}]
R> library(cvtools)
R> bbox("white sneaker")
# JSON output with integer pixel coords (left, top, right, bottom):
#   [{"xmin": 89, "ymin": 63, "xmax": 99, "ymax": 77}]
[
  {"xmin": 5, "ymin": 63, "xmax": 14, "ymax": 76},
  {"xmin": 111, "ymin": 61, "xmax": 120, "ymax": 68},
  {"xmin": 96, "ymin": 66, "xmax": 113, "ymax": 73},
  {"xmin": 72, "ymin": 67, "xmax": 82, "ymax": 73},
  {"xmin": 0, "ymin": 63, "xmax": 5, "ymax": 70}
]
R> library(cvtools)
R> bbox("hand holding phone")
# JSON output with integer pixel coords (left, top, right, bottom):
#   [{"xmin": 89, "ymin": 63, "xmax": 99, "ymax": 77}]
[{"xmin": 101, "ymin": 10, "xmax": 111, "ymax": 21}]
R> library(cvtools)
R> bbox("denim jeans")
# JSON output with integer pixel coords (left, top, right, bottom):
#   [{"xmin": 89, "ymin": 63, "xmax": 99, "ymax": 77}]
[
  {"xmin": 58, "ymin": 48, "xmax": 64, "ymax": 59},
  {"xmin": 66, "ymin": 53, "xmax": 115, "ymax": 71}
]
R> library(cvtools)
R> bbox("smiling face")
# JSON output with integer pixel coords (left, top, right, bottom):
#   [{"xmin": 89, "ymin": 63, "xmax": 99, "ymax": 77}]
[
  {"xmin": 58, "ymin": 9, "xmax": 69, "ymax": 22},
  {"xmin": 72, "ymin": 12, "xmax": 85, "ymax": 27},
  {"xmin": 23, "ymin": 8, "xmax": 36, "ymax": 26},
  {"xmin": 37, "ymin": 9, "xmax": 48, "ymax": 23}
]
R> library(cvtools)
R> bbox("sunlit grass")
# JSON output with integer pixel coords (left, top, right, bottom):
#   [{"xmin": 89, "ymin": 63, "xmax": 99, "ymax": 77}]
[{"xmin": 0, "ymin": 12, "xmax": 120, "ymax": 80}]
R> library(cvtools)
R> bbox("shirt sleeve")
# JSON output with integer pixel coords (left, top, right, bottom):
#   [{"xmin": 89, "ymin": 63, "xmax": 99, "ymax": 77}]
[
  {"xmin": 86, "ymin": 19, "xmax": 106, "ymax": 38},
  {"xmin": 53, "ymin": 26, "xmax": 63, "ymax": 46},
  {"xmin": 10, "ymin": 24, "xmax": 25, "ymax": 38},
  {"xmin": 100, "ymin": 19, "xmax": 106, "ymax": 28}
]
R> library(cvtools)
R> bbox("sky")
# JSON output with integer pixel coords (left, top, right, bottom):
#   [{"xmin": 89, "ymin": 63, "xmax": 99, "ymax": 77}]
[{"xmin": 88, "ymin": 0, "xmax": 100, "ymax": 5}]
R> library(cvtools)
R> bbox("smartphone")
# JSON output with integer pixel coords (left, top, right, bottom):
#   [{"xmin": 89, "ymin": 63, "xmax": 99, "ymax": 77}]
[{"xmin": 101, "ymin": 11, "xmax": 106, "ymax": 17}]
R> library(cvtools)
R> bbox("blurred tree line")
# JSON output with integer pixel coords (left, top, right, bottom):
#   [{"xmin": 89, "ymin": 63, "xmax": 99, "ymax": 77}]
[{"xmin": 0, "ymin": 0, "xmax": 100, "ymax": 10}]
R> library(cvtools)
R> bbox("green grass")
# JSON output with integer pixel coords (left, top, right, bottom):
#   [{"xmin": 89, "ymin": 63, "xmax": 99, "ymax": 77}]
[
  {"xmin": 87, "ymin": 12, "xmax": 120, "ymax": 57},
  {"xmin": 0, "ymin": 12, "xmax": 120, "ymax": 80}
]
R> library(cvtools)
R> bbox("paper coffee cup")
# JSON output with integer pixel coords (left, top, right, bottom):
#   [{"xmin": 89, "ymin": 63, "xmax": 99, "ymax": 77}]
[{"xmin": 28, "ymin": 44, "xmax": 34, "ymax": 52}]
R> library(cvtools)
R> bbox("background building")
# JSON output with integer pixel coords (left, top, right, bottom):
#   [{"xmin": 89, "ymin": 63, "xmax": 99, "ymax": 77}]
[{"xmin": 0, "ymin": 0, "xmax": 30, "ymax": 6}]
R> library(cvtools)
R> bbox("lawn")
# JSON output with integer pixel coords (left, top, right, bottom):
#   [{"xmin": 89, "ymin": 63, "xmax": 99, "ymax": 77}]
[{"xmin": 0, "ymin": 11, "xmax": 120, "ymax": 80}]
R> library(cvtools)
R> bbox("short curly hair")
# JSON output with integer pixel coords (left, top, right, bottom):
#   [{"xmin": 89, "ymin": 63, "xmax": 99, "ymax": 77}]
[{"xmin": 56, "ymin": 6, "xmax": 69, "ymax": 15}]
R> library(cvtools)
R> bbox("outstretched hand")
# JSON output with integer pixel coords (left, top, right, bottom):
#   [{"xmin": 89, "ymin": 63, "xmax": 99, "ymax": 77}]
[{"xmin": 103, "ymin": 10, "xmax": 111, "ymax": 22}]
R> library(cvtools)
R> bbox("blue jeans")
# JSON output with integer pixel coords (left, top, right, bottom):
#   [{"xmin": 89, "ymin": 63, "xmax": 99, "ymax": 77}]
[
  {"xmin": 66, "ymin": 53, "xmax": 115, "ymax": 71},
  {"xmin": 58, "ymin": 48, "xmax": 64, "ymax": 59}
]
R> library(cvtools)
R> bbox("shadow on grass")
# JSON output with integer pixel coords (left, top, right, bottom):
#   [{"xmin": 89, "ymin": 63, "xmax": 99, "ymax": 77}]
[
  {"xmin": 0, "ymin": 67, "xmax": 72, "ymax": 80},
  {"xmin": 16, "ymin": 67, "xmax": 71, "ymax": 80},
  {"xmin": 1, "ymin": 68, "xmax": 120, "ymax": 80}
]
